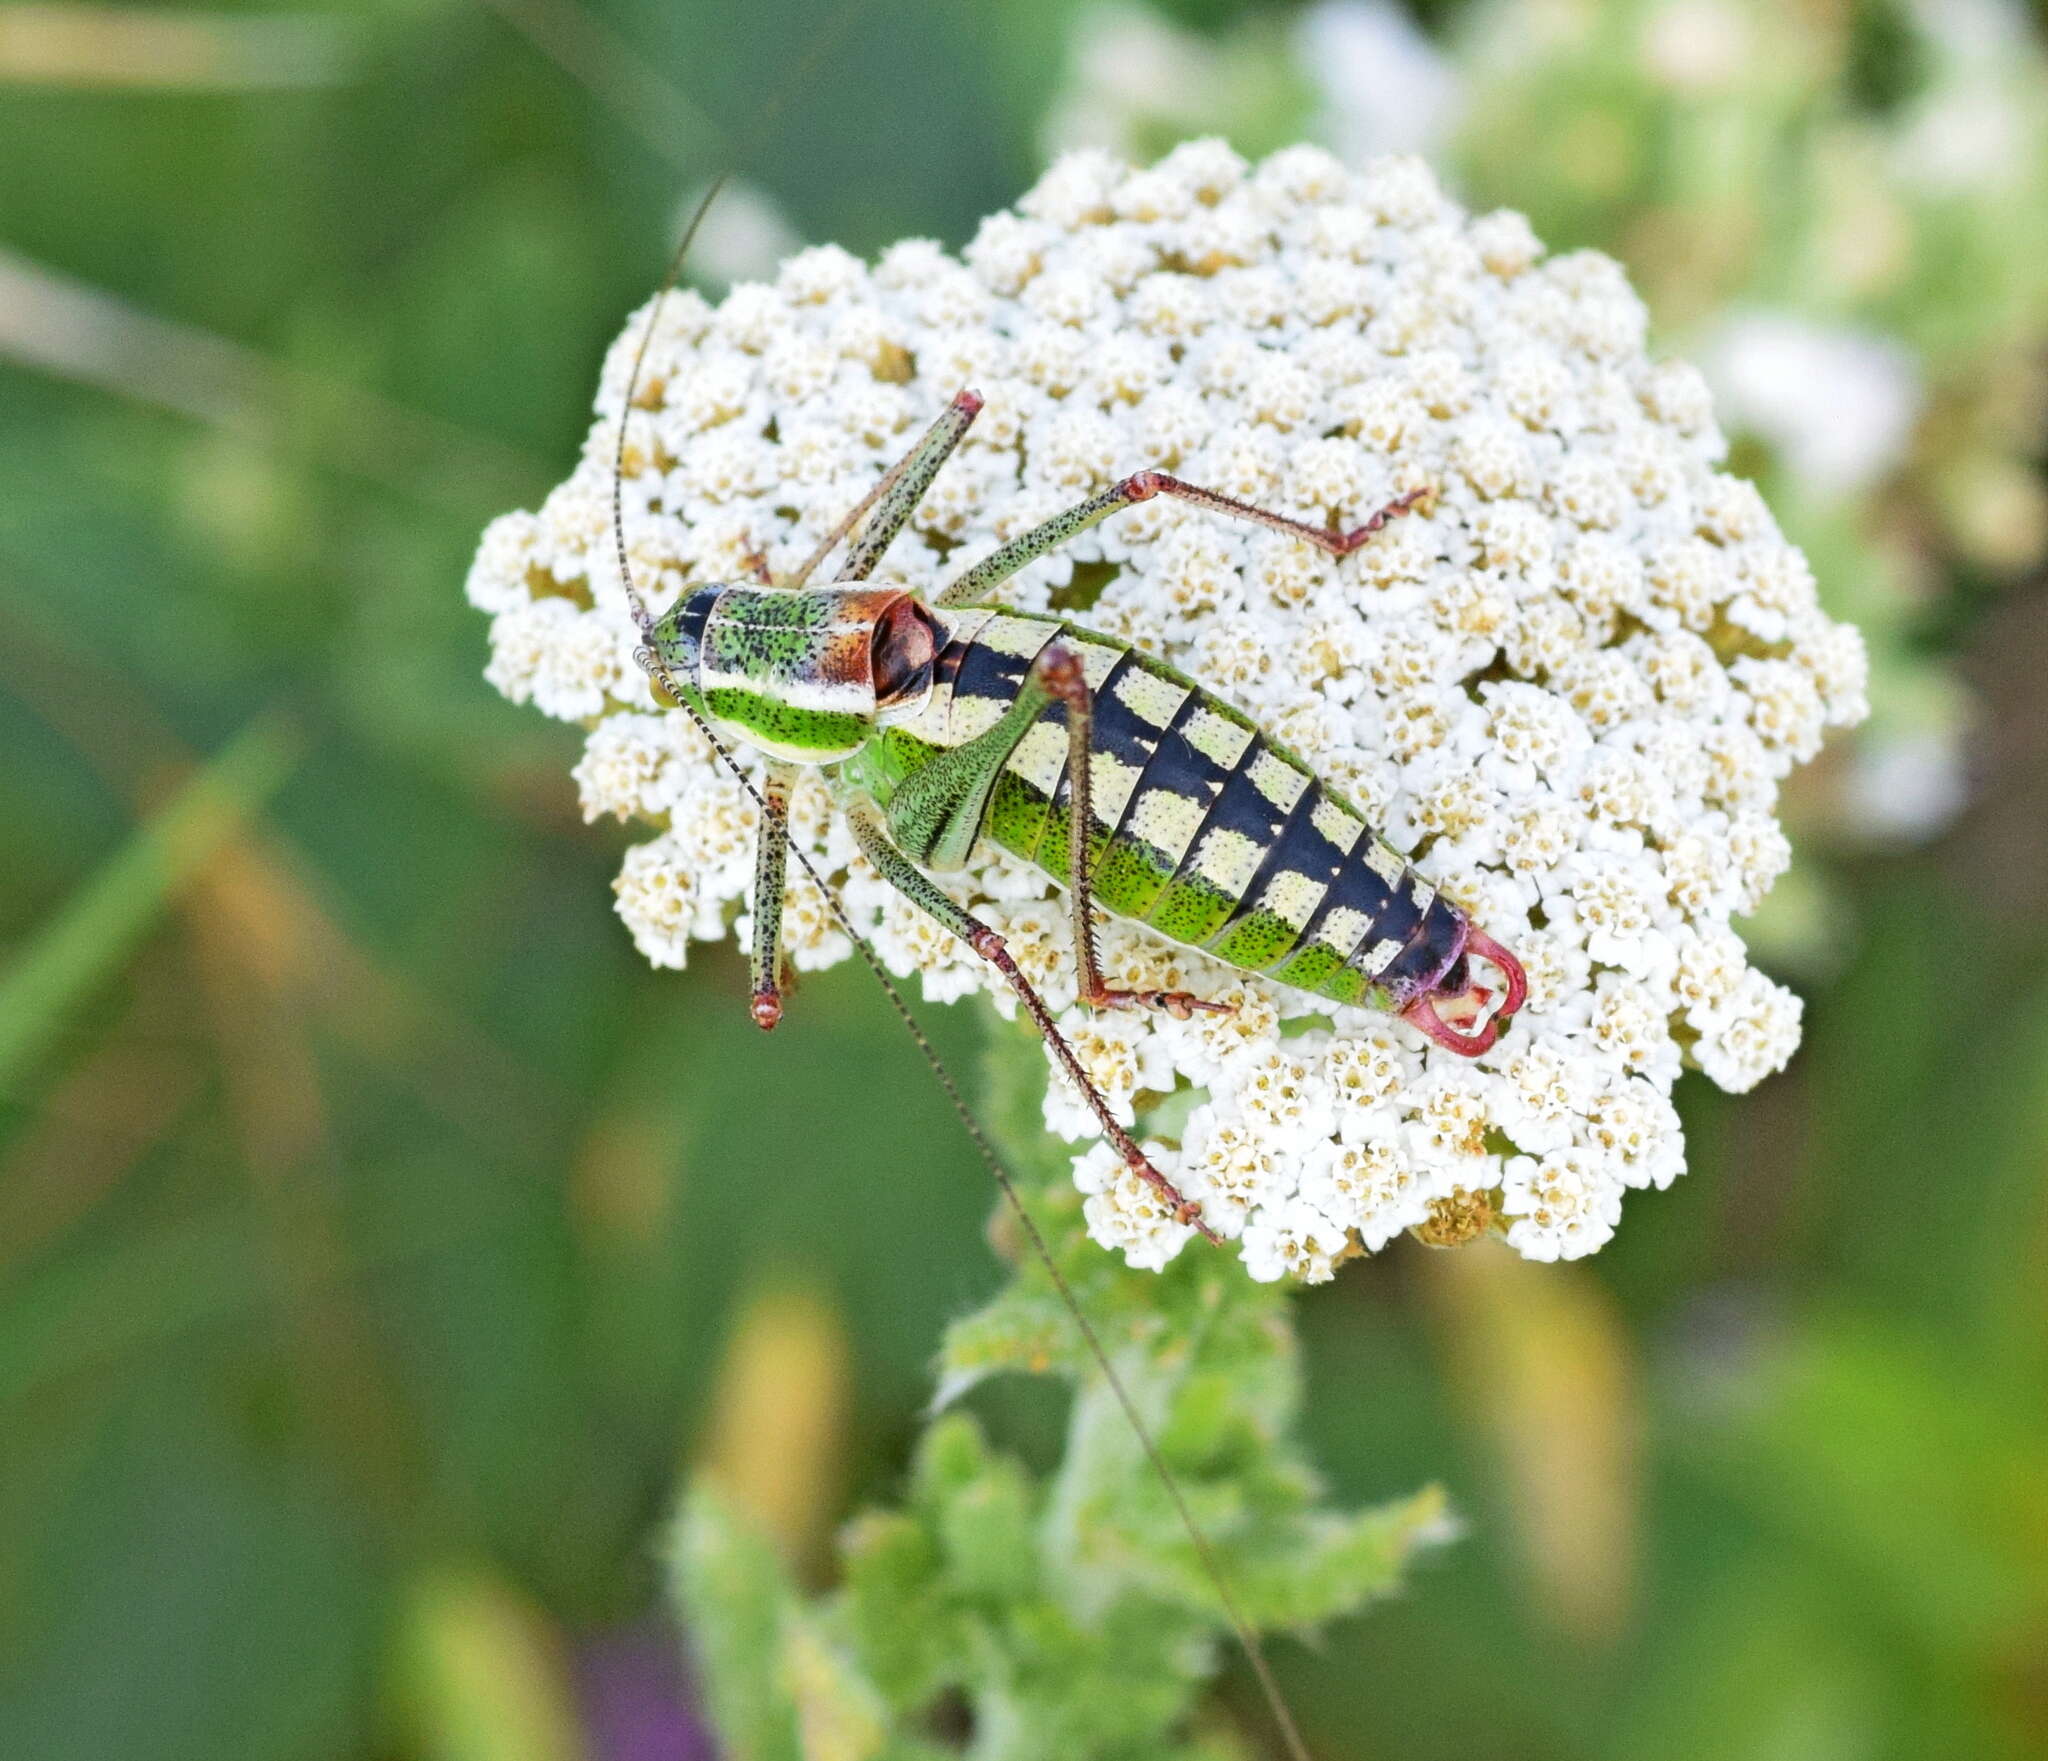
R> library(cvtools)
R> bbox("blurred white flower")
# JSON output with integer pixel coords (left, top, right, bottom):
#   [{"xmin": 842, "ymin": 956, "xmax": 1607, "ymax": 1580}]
[
  {"xmin": 1638, "ymin": 0, "xmax": 1753, "ymax": 94},
  {"xmin": 1896, "ymin": 0, "xmax": 2038, "ymax": 192},
  {"xmin": 680, "ymin": 178, "xmax": 805, "ymax": 290},
  {"xmin": 469, "ymin": 143, "xmax": 1864, "ymax": 1279},
  {"xmin": 1843, "ymin": 724, "xmax": 1969, "ymax": 844},
  {"xmin": 1040, "ymin": 7, "xmax": 1230, "ymax": 158},
  {"xmin": 1704, "ymin": 312, "xmax": 1921, "ymax": 499},
  {"xmin": 1298, "ymin": 1, "xmax": 1465, "ymax": 161}
]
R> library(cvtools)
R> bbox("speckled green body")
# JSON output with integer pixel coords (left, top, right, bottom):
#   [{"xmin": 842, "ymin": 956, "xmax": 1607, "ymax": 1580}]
[
  {"xmin": 652, "ymin": 582, "xmax": 1469, "ymax": 1012},
  {"xmin": 656, "ymin": 582, "xmax": 911, "ymax": 763}
]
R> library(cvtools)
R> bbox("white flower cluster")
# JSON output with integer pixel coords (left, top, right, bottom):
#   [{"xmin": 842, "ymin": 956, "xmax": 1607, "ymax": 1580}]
[{"xmin": 467, "ymin": 142, "xmax": 1866, "ymax": 1281}]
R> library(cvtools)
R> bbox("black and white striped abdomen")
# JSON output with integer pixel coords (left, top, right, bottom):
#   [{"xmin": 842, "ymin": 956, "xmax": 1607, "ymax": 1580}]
[{"xmin": 880, "ymin": 608, "xmax": 1470, "ymax": 1011}]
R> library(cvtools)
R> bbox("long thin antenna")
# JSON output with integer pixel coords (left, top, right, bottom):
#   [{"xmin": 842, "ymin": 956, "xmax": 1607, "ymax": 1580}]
[
  {"xmin": 597, "ymin": 74, "xmax": 1313, "ymax": 1761},
  {"xmin": 608, "ymin": 0, "xmax": 870, "ymax": 634},
  {"xmin": 610, "ymin": 170, "xmax": 726, "ymax": 645}
]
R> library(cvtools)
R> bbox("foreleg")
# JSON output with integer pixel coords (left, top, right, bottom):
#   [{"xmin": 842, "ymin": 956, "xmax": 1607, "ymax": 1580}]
[
  {"xmin": 791, "ymin": 388, "xmax": 983, "ymax": 586},
  {"xmin": 746, "ymin": 761, "xmax": 797, "ymax": 1029}
]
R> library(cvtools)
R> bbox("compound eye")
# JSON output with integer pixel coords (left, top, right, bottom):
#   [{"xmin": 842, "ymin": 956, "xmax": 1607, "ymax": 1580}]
[{"xmin": 871, "ymin": 597, "xmax": 939, "ymax": 704}]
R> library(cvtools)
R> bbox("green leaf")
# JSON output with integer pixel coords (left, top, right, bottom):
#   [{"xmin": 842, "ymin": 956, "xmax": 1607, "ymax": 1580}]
[
  {"xmin": 934, "ymin": 1454, "xmax": 1039, "ymax": 1605},
  {"xmin": 838, "ymin": 1511, "xmax": 961, "ymax": 1710},
  {"xmin": 667, "ymin": 1486, "xmax": 804, "ymax": 1761},
  {"xmin": 1230, "ymin": 1485, "xmax": 1458, "ymax": 1629},
  {"xmin": 669, "ymin": 1484, "xmax": 893, "ymax": 1761}
]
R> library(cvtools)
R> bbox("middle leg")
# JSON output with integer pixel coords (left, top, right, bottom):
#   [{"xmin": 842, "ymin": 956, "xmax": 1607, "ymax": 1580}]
[
  {"xmin": 937, "ymin": 471, "xmax": 1428, "ymax": 607},
  {"xmin": 746, "ymin": 760, "xmax": 798, "ymax": 1030}
]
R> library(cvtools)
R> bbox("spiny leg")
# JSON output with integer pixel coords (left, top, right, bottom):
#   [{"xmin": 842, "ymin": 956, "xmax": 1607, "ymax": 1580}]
[
  {"xmin": 788, "ymin": 388, "xmax": 983, "ymax": 587},
  {"xmin": 786, "ymin": 443, "xmax": 916, "ymax": 588},
  {"xmin": 937, "ymin": 470, "xmax": 1429, "ymax": 607},
  {"xmin": 838, "ymin": 388, "xmax": 983, "ymax": 580},
  {"xmin": 747, "ymin": 761, "xmax": 798, "ymax": 1029},
  {"xmin": 842, "ymin": 793, "xmax": 1222, "ymax": 1244},
  {"xmin": 1032, "ymin": 645, "xmax": 1229, "ymax": 1022}
]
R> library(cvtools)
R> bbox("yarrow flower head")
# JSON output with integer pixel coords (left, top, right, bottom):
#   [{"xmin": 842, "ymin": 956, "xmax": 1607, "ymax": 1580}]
[{"xmin": 467, "ymin": 141, "xmax": 1866, "ymax": 1282}]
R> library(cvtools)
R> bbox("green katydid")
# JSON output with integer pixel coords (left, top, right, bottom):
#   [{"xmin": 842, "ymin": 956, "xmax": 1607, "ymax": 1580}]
[{"xmin": 622, "ymin": 384, "xmax": 1526, "ymax": 1243}]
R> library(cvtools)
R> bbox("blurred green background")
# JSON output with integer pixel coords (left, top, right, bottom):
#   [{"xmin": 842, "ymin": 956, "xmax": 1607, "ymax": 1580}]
[{"xmin": 3, "ymin": 0, "xmax": 2046, "ymax": 1756}]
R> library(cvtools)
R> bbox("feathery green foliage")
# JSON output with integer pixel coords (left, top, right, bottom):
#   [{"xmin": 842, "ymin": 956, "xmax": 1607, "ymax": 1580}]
[{"xmin": 671, "ymin": 1024, "xmax": 1449, "ymax": 1757}]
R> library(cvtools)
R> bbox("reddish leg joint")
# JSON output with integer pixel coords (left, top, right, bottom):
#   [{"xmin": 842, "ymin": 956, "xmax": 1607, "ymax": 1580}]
[
  {"xmin": 1160, "ymin": 1185, "xmax": 1223, "ymax": 1244},
  {"xmin": 1334, "ymin": 486, "xmax": 1431, "ymax": 549},
  {"xmin": 1034, "ymin": 643, "xmax": 1086, "ymax": 699}
]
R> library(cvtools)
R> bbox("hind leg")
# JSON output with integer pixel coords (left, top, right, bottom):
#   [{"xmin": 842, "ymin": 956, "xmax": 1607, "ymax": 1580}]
[{"xmin": 1028, "ymin": 645, "xmax": 1228, "ymax": 1021}]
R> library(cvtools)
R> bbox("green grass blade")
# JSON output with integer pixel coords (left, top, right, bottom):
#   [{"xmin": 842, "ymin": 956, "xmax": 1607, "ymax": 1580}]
[{"xmin": 0, "ymin": 711, "xmax": 299, "ymax": 1089}]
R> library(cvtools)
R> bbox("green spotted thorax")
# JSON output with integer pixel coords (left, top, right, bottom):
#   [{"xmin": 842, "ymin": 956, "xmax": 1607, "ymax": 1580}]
[{"xmin": 651, "ymin": 583, "xmax": 937, "ymax": 764}]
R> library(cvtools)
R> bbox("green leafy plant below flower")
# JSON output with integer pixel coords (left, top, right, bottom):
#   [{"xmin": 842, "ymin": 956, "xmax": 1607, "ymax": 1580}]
[{"xmin": 668, "ymin": 1021, "xmax": 1451, "ymax": 1759}]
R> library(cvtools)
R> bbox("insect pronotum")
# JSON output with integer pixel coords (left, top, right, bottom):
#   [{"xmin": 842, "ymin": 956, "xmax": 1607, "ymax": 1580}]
[{"xmin": 604, "ymin": 172, "xmax": 1528, "ymax": 1761}]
